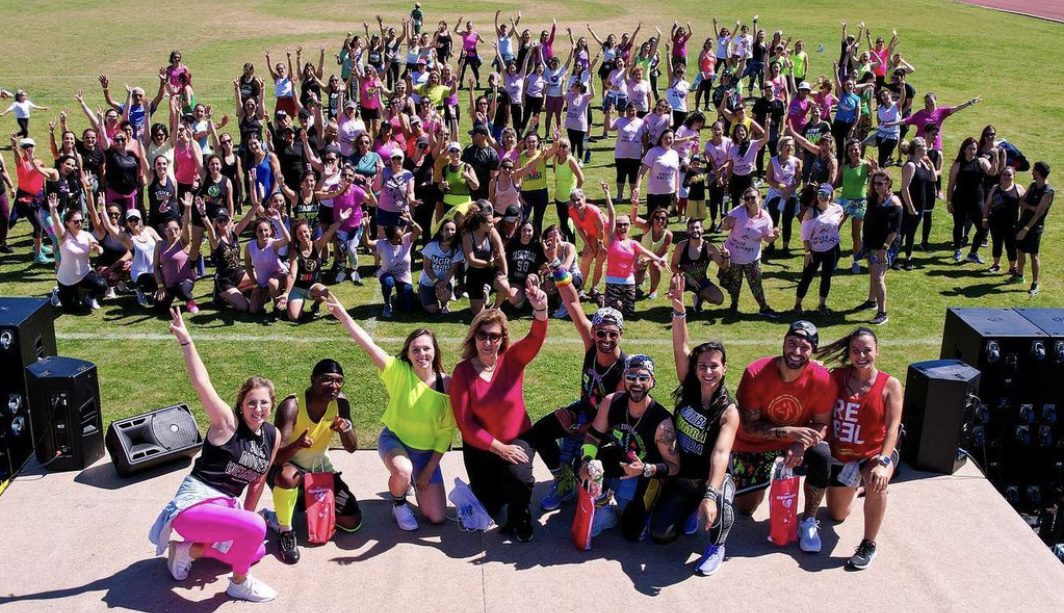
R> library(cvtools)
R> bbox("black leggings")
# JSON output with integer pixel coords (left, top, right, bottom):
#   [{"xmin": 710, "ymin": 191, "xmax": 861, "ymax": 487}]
[
  {"xmin": 988, "ymin": 211, "xmax": 1017, "ymax": 263},
  {"xmin": 458, "ymin": 54, "xmax": 482, "ymax": 86},
  {"xmin": 921, "ymin": 210, "xmax": 934, "ymax": 245},
  {"xmin": 0, "ymin": 191, "xmax": 9, "ymax": 244},
  {"xmin": 876, "ymin": 136, "xmax": 898, "ymax": 168},
  {"xmin": 154, "ymin": 279, "xmax": 196, "ymax": 314},
  {"xmin": 462, "ymin": 440, "xmax": 535, "ymax": 529},
  {"xmin": 952, "ymin": 200, "xmax": 987, "ymax": 251},
  {"xmin": 615, "ymin": 158, "xmax": 641, "ymax": 196},
  {"xmin": 796, "ymin": 245, "xmax": 840, "ymax": 300},
  {"xmin": 566, "ymin": 128, "xmax": 586, "ymax": 162},
  {"xmin": 767, "ymin": 195, "xmax": 799, "ymax": 245},
  {"xmin": 831, "ymin": 119, "xmax": 855, "ymax": 161},
  {"xmin": 386, "ymin": 61, "xmax": 401, "ymax": 89},
  {"xmin": 728, "ymin": 174, "xmax": 754, "ymax": 212},
  {"xmin": 509, "ymin": 103, "xmax": 525, "ymax": 133},
  {"xmin": 554, "ymin": 201, "xmax": 575, "ymax": 242},
  {"xmin": 649, "ymin": 475, "xmax": 735, "ymax": 545},
  {"xmin": 16, "ymin": 118, "xmax": 29, "ymax": 138},
  {"xmin": 708, "ymin": 183, "xmax": 726, "ymax": 224},
  {"xmin": 900, "ymin": 210, "xmax": 922, "ymax": 259},
  {"xmin": 57, "ymin": 272, "xmax": 108, "ymax": 310},
  {"xmin": 520, "ymin": 188, "xmax": 549, "ymax": 237}
]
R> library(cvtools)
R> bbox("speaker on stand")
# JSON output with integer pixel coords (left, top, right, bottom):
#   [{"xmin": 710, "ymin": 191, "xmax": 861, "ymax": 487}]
[
  {"xmin": 106, "ymin": 404, "xmax": 203, "ymax": 477},
  {"xmin": 25, "ymin": 356, "xmax": 105, "ymax": 472},
  {"xmin": 0, "ymin": 298, "xmax": 57, "ymax": 485}
]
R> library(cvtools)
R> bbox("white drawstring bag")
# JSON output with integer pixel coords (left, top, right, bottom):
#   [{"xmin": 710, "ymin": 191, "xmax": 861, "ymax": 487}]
[{"xmin": 448, "ymin": 477, "xmax": 496, "ymax": 532}]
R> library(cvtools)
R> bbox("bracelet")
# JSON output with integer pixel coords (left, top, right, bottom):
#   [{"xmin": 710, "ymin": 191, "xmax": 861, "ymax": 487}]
[
  {"xmin": 340, "ymin": 420, "xmax": 353, "ymax": 433},
  {"xmin": 180, "ymin": 340, "xmax": 192, "ymax": 347},
  {"xmin": 671, "ymin": 309, "xmax": 686, "ymax": 318},
  {"xmin": 703, "ymin": 487, "xmax": 721, "ymax": 502},
  {"xmin": 533, "ymin": 307, "xmax": 547, "ymax": 313}
]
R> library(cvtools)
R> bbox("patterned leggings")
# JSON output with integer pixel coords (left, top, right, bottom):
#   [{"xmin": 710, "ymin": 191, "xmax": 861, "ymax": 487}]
[{"xmin": 720, "ymin": 260, "xmax": 768, "ymax": 309}]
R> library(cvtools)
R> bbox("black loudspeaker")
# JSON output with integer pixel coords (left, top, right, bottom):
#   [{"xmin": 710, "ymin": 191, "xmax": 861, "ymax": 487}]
[
  {"xmin": 940, "ymin": 307, "xmax": 1046, "ymax": 401},
  {"xmin": 0, "ymin": 298, "xmax": 57, "ymax": 483},
  {"xmin": 902, "ymin": 359, "xmax": 982, "ymax": 474},
  {"xmin": 25, "ymin": 357, "xmax": 105, "ymax": 472},
  {"xmin": 106, "ymin": 404, "xmax": 203, "ymax": 477}
]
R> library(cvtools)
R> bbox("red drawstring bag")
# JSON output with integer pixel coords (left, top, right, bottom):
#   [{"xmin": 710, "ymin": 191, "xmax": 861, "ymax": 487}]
[
  {"xmin": 303, "ymin": 461, "xmax": 335, "ymax": 545},
  {"xmin": 571, "ymin": 481, "xmax": 596, "ymax": 551},
  {"xmin": 768, "ymin": 456, "xmax": 799, "ymax": 546}
]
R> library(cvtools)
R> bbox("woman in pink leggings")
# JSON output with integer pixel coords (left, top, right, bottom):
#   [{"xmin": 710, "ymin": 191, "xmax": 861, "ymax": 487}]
[{"xmin": 149, "ymin": 307, "xmax": 281, "ymax": 603}]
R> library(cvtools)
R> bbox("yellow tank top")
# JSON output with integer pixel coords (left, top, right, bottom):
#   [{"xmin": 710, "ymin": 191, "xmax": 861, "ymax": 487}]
[{"xmin": 283, "ymin": 393, "xmax": 338, "ymax": 471}]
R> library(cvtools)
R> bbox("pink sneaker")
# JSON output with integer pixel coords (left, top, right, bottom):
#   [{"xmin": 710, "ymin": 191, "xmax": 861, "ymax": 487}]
[{"xmin": 186, "ymin": 300, "xmax": 200, "ymax": 314}]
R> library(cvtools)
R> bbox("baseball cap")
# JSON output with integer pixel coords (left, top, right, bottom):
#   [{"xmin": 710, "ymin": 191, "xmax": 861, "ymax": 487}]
[
  {"xmin": 390, "ymin": 150, "xmax": 404, "ymax": 161},
  {"xmin": 446, "ymin": 141, "xmax": 462, "ymax": 153},
  {"xmin": 415, "ymin": 135, "xmax": 429, "ymax": 147},
  {"xmin": 797, "ymin": 81, "xmax": 812, "ymax": 91},
  {"xmin": 591, "ymin": 307, "xmax": 624, "ymax": 330},
  {"xmin": 501, "ymin": 204, "xmax": 521, "ymax": 222},
  {"xmin": 275, "ymin": 109, "xmax": 288, "ymax": 119},
  {"xmin": 18, "ymin": 138, "xmax": 36, "ymax": 149},
  {"xmin": 468, "ymin": 125, "xmax": 490, "ymax": 137},
  {"xmin": 124, "ymin": 209, "xmax": 142, "ymax": 221},
  {"xmin": 213, "ymin": 209, "xmax": 232, "ymax": 220},
  {"xmin": 624, "ymin": 354, "xmax": 655, "ymax": 377},
  {"xmin": 786, "ymin": 320, "xmax": 819, "ymax": 349},
  {"xmin": 817, "ymin": 183, "xmax": 834, "ymax": 196},
  {"xmin": 690, "ymin": 154, "xmax": 702, "ymax": 163},
  {"xmin": 344, "ymin": 100, "xmax": 357, "ymax": 109}
]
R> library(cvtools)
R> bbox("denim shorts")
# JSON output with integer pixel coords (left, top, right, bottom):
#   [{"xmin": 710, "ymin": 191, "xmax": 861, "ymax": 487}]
[{"xmin": 377, "ymin": 426, "xmax": 444, "ymax": 485}]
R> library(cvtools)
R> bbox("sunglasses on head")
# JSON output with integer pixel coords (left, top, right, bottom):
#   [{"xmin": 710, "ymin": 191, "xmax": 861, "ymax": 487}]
[{"xmin": 475, "ymin": 330, "xmax": 503, "ymax": 343}]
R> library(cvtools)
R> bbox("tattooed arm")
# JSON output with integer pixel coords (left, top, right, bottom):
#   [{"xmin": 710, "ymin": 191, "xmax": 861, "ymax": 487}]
[{"xmin": 651, "ymin": 419, "xmax": 681, "ymax": 477}]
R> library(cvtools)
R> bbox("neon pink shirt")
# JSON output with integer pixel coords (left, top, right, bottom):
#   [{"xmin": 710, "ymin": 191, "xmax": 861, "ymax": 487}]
[
  {"xmin": 605, "ymin": 237, "xmax": 638, "ymax": 282},
  {"xmin": 333, "ymin": 184, "xmax": 366, "ymax": 230},
  {"xmin": 905, "ymin": 106, "xmax": 955, "ymax": 150},
  {"xmin": 173, "ymin": 143, "xmax": 198, "ymax": 184},
  {"xmin": 462, "ymin": 31, "xmax": 479, "ymax": 54}
]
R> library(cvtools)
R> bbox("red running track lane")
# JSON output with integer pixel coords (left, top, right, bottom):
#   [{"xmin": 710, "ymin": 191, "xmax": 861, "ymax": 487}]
[{"xmin": 958, "ymin": 0, "xmax": 1064, "ymax": 22}]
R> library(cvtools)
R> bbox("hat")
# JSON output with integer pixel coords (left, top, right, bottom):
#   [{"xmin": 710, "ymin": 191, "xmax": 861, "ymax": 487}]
[
  {"xmin": 624, "ymin": 354, "xmax": 655, "ymax": 377},
  {"xmin": 786, "ymin": 320, "xmax": 819, "ymax": 349},
  {"xmin": 18, "ymin": 138, "xmax": 36, "ymax": 149},
  {"xmin": 797, "ymin": 81, "xmax": 812, "ymax": 91},
  {"xmin": 501, "ymin": 203, "xmax": 521, "ymax": 221},
  {"xmin": 212, "ymin": 208, "xmax": 232, "ymax": 220},
  {"xmin": 124, "ymin": 209, "xmax": 142, "ymax": 221},
  {"xmin": 298, "ymin": 108, "xmax": 312, "ymax": 120},
  {"xmin": 416, "ymin": 135, "xmax": 429, "ymax": 146},
  {"xmin": 390, "ymin": 150, "xmax": 404, "ymax": 160},
  {"xmin": 275, "ymin": 109, "xmax": 288, "ymax": 118},
  {"xmin": 591, "ymin": 307, "xmax": 624, "ymax": 330},
  {"xmin": 690, "ymin": 154, "xmax": 703, "ymax": 163},
  {"xmin": 468, "ymin": 125, "xmax": 490, "ymax": 137},
  {"xmin": 446, "ymin": 141, "xmax": 462, "ymax": 152},
  {"xmin": 817, "ymin": 183, "xmax": 834, "ymax": 196},
  {"xmin": 312, "ymin": 358, "xmax": 345, "ymax": 379},
  {"xmin": 417, "ymin": 57, "xmax": 428, "ymax": 65},
  {"xmin": 409, "ymin": 115, "xmax": 422, "ymax": 125},
  {"xmin": 344, "ymin": 100, "xmax": 357, "ymax": 109}
]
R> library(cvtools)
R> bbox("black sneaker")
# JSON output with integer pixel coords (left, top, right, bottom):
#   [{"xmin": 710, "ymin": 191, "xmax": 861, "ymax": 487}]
[
  {"xmin": 903, "ymin": 259, "xmax": 914, "ymax": 271},
  {"xmin": 870, "ymin": 312, "xmax": 889, "ymax": 326},
  {"xmin": 278, "ymin": 529, "xmax": 300, "ymax": 564},
  {"xmin": 514, "ymin": 521, "xmax": 534, "ymax": 543},
  {"xmin": 848, "ymin": 539, "xmax": 877, "ymax": 569},
  {"xmin": 758, "ymin": 306, "xmax": 780, "ymax": 320}
]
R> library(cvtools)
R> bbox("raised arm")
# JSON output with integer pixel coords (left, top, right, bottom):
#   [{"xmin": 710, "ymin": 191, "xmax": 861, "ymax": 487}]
[
  {"xmin": 168, "ymin": 308, "xmax": 240, "ymax": 438},
  {"xmin": 668, "ymin": 273, "xmax": 691, "ymax": 380},
  {"xmin": 325, "ymin": 293, "xmax": 390, "ymax": 370}
]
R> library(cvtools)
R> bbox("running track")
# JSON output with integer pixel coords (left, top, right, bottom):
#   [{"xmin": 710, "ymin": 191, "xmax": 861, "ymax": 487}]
[{"xmin": 958, "ymin": 0, "xmax": 1064, "ymax": 22}]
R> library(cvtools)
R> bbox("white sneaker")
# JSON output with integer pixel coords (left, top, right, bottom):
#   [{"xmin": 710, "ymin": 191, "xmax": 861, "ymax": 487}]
[
  {"xmin": 85, "ymin": 297, "xmax": 101, "ymax": 311},
  {"xmin": 335, "ymin": 269, "xmax": 347, "ymax": 283},
  {"xmin": 226, "ymin": 574, "xmax": 277, "ymax": 603},
  {"xmin": 590, "ymin": 503, "xmax": 618, "ymax": 537},
  {"xmin": 104, "ymin": 286, "xmax": 117, "ymax": 299},
  {"xmin": 166, "ymin": 541, "xmax": 193, "ymax": 581},
  {"xmin": 49, "ymin": 287, "xmax": 60, "ymax": 307},
  {"xmin": 392, "ymin": 503, "xmax": 419, "ymax": 531},
  {"xmin": 798, "ymin": 517, "xmax": 822, "ymax": 553}
]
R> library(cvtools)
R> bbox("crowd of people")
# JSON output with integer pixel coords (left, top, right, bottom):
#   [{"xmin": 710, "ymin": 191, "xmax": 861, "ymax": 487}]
[{"xmin": 1, "ymin": 10, "xmax": 1053, "ymax": 324}]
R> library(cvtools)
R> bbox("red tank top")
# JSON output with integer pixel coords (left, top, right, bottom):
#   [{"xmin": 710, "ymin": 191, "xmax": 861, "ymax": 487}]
[{"xmin": 830, "ymin": 368, "xmax": 890, "ymax": 462}]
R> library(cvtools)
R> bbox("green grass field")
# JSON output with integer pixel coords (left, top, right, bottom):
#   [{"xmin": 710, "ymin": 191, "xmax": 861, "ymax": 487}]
[{"xmin": 1, "ymin": 1, "xmax": 1061, "ymax": 444}]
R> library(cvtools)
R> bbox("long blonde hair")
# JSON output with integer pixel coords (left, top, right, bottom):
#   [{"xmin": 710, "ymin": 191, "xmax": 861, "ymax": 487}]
[{"xmin": 461, "ymin": 309, "xmax": 511, "ymax": 360}]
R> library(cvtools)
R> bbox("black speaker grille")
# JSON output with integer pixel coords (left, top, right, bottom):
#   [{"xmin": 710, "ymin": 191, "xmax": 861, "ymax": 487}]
[{"xmin": 150, "ymin": 407, "xmax": 201, "ymax": 449}]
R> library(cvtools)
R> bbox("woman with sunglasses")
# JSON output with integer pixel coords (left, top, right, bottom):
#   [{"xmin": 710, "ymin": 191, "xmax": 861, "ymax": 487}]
[
  {"xmin": 153, "ymin": 194, "xmax": 199, "ymax": 314},
  {"xmin": 837, "ymin": 138, "xmax": 876, "ymax": 273},
  {"xmin": 983, "ymin": 166, "xmax": 1024, "ymax": 277},
  {"xmin": 897, "ymin": 137, "xmax": 935, "ymax": 271},
  {"xmin": 46, "ymin": 192, "xmax": 107, "ymax": 311},
  {"xmin": 96, "ymin": 203, "xmax": 161, "ymax": 308},
  {"xmin": 378, "ymin": 150, "xmax": 416, "ymax": 232},
  {"xmin": 603, "ymin": 102, "xmax": 644, "ymax": 202},
  {"xmin": 210, "ymin": 124, "xmax": 244, "ymax": 216},
  {"xmin": 282, "ymin": 208, "xmax": 349, "ymax": 322},
  {"xmin": 795, "ymin": 183, "xmax": 845, "ymax": 314},
  {"xmin": 319, "ymin": 165, "xmax": 375, "ymax": 285},
  {"xmin": 85, "ymin": 197, "xmax": 133, "ymax": 298},
  {"xmin": 461, "ymin": 208, "xmax": 510, "ymax": 317},
  {"xmin": 602, "ymin": 181, "xmax": 667, "ymax": 317},
  {"xmin": 548, "ymin": 136, "xmax": 585, "ymax": 238},
  {"xmin": 99, "ymin": 120, "xmax": 143, "ymax": 212},
  {"xmin": 723, "ymin": 120, "xmax": 770, "ymax": 210},
  {"xmin": 200, "ymin": 200, "xmax": 258, "ymax": 312},
  {"xmin": 450, "ymin": 276, "xmax": 549, "ymax": 541},
  {"xmin": 721, "ymin": 187, "xmax": 778, "ymax": 317},
  {"xmin": 629, "ymin": 202, "xmax": 672, "ymax": 300},
  {"xmin": 860, "ymin": 170, "xmax": 902, "ymax": 325},
  {"xmin": 651, "ymin": 274, "xmax": 737, "ymax": 575}
]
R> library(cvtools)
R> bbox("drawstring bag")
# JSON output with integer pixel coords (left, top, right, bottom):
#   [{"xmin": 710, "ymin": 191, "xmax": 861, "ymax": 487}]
[
  {"xmin": 768, "ymin": 456, "xmax": 799, "ymax": 546},
  {"xmin": 304, "ymin": 459, "xmax": 336, "ymax": 544},
  {"xmin": 448, "ymin": 477, "xmax": 495, "ymax": 532},
  {"xmin": 571, "ymin": 480, "xmax": 597, "ymax": 551}
]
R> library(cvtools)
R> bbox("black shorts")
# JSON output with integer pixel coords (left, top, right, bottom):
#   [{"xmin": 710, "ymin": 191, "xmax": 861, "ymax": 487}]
[
  {"xmin": 214, "ymin": 268, "xmax": 244, "ymax": 293},
  {"xmin": 361, "ymin": 106, "xmax": 380, "ymax": 121},
  {"xmin": 526, "ymin": 96, "xmax": 544, "ymax": 116},
  {"xmin": 647, "ymin": 192, "xmax": 676, "ymax": 215},
  {"xmin": 615, "ymin": 158, "xmax": 641, "ymax": 184},
  {"xmin": 463, "ymin": 53, "xmax": 482, "ymax": 68},
  {"xmin": 466, "ymin": 265, "xmax": 501, "ymax": 300},
  {"xmin": 267, "ymin": 465, "xmax": 361, "ymax": 517},
  {"xmin": 1017, "ymin": 226, "xmax": 1043, "ymax": 254}
]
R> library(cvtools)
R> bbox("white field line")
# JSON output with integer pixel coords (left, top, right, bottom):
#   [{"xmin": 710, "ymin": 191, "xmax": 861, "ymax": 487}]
[{"xmin": 57, "ymin": 330, "xmax": 943, "ymax": 347}]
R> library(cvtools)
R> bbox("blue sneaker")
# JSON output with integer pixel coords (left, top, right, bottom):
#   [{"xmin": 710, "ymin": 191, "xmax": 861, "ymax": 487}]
[
  {"xmin": 694, "ymin": 544, "xmax": 725, "ymax": 576},
  {"xmin": 683, "ymin": 511, "xmax": 699, "ymax": 536},
  {"xmin": 540, "ymin": 465, "xmax": 577, "ymax": 511}
]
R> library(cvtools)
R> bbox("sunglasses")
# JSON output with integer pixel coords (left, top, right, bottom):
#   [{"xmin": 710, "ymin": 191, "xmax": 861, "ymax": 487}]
[
  {"xmin": 624, "ymin": 374, "xmax": 651, "ymax": 383},
  {"xmin": 69, "ymin": 218, "xmax": 84, "ymax": 225},
  {"xmin": 475, "ymin": 330, "xmax": 503, "ymax": 343},
  {"xmin": 114, "ymin": 137, "xmax": 128, "ymax": 143},
  {"xmin": 595, "ymin": 330, "xmax": 619, "ymax": 340},
  {"xmin": 108, "ymin": 212, "xmax": 121, "ymax": 218},
  {"xmin": 743, "ymin": 195, "xmax": 757, "ymax": 201},
  {"xmin": 616, "ymin": 222, "xmax": 630, "ymax": 227}
]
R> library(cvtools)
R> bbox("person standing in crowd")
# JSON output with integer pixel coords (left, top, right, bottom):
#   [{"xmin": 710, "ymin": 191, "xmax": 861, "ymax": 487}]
[
  {"xmin": 795, "ymin": 183, "xmax": 844, "ymax": 314},
  {"xmin": 650, "ymin": 274, "xmax": 738, "ymax": 577},
  {"xmin": 1, "ymin": 89, "xmax": 48, "ymax": 138},
  {"xmin": 266, "ymin": 359, "xmax": 359, "ymax": 564},
  {"xmin": 450, "ymin": 277, "xmax": 549, "ymax": 542},
  {"xmin": 899, "ymin": 93, "xmax": 980, "ymax": 152},
  {"xmin": 150, "ymin": 308, "xmax": 280, "ymax": 603},
  {"xmin": 897, "ymin": 137, "xmax": 936, "ymax": 271},
  {"xmin": 837, "ymin": 138, "xmax": 875, "ymax": 273},
  {"xmin": 579, "ymin": 354, "xmax": 679, "ymax": 541},
  {"xmin": 567, "ymin": 188, "xmax": 607, "ymax": 301},
  {"xmin": 732, "ymin": 321, "xmax": 836, "ymax": 553},
  {"xmin": 983, "ymin": 166, "xmax": 1024, "ymax": 278},
  {"xmin": 946, "ymin": 137, "xmax": 991, "ymax": 264},
  {"xmin": 629, "ymin": 201, "xmax": 672, "ymax": 300},
  {"xmin": 859, "ymin": 170, "xmax": 902, "ymax": 325},
  {"xmin": 764, "ymin": 135, "xmax": 802, "ymax": 254},
  {"xmin": 1015, "ymin": 161, "xmax": 1053, "ymax": 296},
  {"xmin": 462, "ymin": 125, "xmax": 500, "ymax": 201},
  {"xmin": 154, "ymin": 195, "xmax": 200, "ymax": 314},
  {"xmin": 820, "ymin": 327, "xmax": 903, "ymax": 570},
  {"xmin": 720, "ymin": 187, "xmax": 778, "ymax": 317}
]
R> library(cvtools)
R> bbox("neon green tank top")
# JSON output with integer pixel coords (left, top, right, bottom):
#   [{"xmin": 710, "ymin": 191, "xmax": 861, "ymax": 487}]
[
  {"xmin": 442, "ymin": 163, "xmax": 471, "ymax": 205},
  {"xmin": 520, "ymin": 151, "xmax": 548, "ymax": 191},
  {"xmin": 554, "ymin": 155, "xmax": 577, "ymax": 202}
]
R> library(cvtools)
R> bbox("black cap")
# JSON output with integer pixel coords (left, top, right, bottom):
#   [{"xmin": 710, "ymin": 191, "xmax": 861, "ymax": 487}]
[
  {"xmin": 312, "ymin": 358, "xmax": 344, "ymax": 379},
  {"xmin": 468, "ymin": 125, "xmax": 490, "ymax": 137},
  {"xmin": 501, "ymin": 203, "xmax": 521, "ymax": 220},
  {"xmin": 785, "ymin": 320, "xmax": 819, "ymax": 349}
]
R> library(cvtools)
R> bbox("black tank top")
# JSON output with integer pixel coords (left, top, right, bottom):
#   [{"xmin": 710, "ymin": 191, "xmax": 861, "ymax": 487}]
[
  {"xmin": 580, "ymin": 347, "xmax": 626, "ymax": 412},
  {"xmin": 213, "ymin": 231, "xmax": 242, "ymax": 276},
  {"xmin": 1020, "ymin": 182, "xmax": 1053, "ymax": 230},
  {"xmin": 906, "ymin": 161, "xmax": 935, "ymax": 213},
  {"xmin": 988, "ymin": 184, "xmax": 1020, "ymax": 220},
  {"xmin": 148, "ymin": 176, "xmax": 179, "ymax": 227},
  {"xmin": 677, "ymin": 239, "xmax": 711, "ymax": 283},
  {"xmin": 239, "ymin": 116, "xmax": 262, "ymax": 144},
  {"xmin": 436, "ymin": 33, "xmax": 453, "ymax": 58},
  {"xmin": 220, "ymin": 155, "xmax": 242, "ymax": 203},
  {"xmin": 471, "ymin": 231, "xmax": 493, "ymax": 267},
  {"xmin": 954, "ymin": 157, "xmax": 985, "ymax": 204},
  {"xmin": 96, "ymin": 231, "xmax": 129, "ymax": 267},
  {"xmin": 293, "ymin": 245, "xmax": 323, "ymax": 289},
  {"xmin": 294, "ymin": 194, "xmax": 320, "ymax": 220},
  {"xmin": 810, "ymin": 154, "xmax": 831, "ymax": 185},
  {"xmin": 197, "ymin": 175, "xmax": 229, "ymax": 219},
  {"xmin": 605, "ymin": 393, "xmax": 670, "ymax": 465},
  {"xmin": 674, "ymin": 384, "xmax": 732, "ymax": 479},
  {"xmin": 190, "ymin": 421, "xmax": 277, "ymax": 498}
]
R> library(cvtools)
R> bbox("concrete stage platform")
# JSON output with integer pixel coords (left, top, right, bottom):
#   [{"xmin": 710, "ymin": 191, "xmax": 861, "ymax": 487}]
[{"xmin": 0, "ymin": 451, "xmax": 1061, "ymax": 612}]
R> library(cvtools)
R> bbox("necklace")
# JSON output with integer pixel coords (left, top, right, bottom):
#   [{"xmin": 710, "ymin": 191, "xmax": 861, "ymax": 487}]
[
  {"xmin": 480, "ymin": 358, "xmax": 497, "ymax": 373},
  {"xmin": 845, "ymin": 369, "xmax": 876, "ymax": 397}
]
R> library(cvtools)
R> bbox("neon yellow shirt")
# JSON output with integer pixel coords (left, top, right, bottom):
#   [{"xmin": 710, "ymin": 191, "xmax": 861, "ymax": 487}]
[
  {"xmin": 379, "ymin": 356, "xmax": 456, "ymax": 453},
  {"xmin": 283, "ymin": 394, "xmax": 337, "ymax": 472}
]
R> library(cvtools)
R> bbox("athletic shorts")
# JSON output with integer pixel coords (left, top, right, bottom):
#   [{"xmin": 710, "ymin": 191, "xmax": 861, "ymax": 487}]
[
  {"xmin": 466, "ymin": 265, "xmax": 501, "ymax": 300},
  {"xmin": 214, "ymin": 268, "xmax": 244, "ymax": 294},
  {"xmin": 688, "ymin": 199, "xmax": 707, "ymax": 220},
  {"xmin": 377, "ymin": 426, "xmax": 444, "ymax": 485},
  {"xmin": 829, "ymin": 450, "xmax": 899, "ymax": 488},
  {"xmin": 604, "ymin": 282, "xmax": 636, "ymax": 317},
  {"xmin": 361, "ymin": 106, "xmax": 380, "ymax": 121},
  {"xmin": 287, "ymin": 285, "xmax": 311, "ymax": 302},
  {"xmin": 267, "ymin": 465, "xmax": 361, "ymax": 517},
  {"xmin": 1017, "ymin": 226, "xmax": 1043, "ymax": 254},
  {"xmin": 375, "ymin": 208, "xmax": 404, "ymax": 228},
  {"xmin": 839, "ymin": 197, "xmax": 867, "ymax": 220},
  {"xmin": 526, "ymin": 96, "xmax": 544, "ymax": 116}
]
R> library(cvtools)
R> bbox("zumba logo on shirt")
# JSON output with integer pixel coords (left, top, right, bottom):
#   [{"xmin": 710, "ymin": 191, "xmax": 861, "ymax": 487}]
[
  {"xmin": 833, "ymin": 399, "xmax": 866, "ymax": 445},
  {"xmin": 766, "ymin": 394, "xmax": 804, "ymax": 425},
  {"xmin": 225, "ymin": 445, "xmax": 269, "ymax": 484},
  {"xmin": 675, "ymin": 406, "xmax": 708, "ymax": 456}
]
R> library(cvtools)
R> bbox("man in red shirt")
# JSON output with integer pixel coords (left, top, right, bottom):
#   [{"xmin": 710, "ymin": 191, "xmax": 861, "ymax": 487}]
[{"xmin": 732, "ymin": 320, "xmax": 836, "ymax": 552}]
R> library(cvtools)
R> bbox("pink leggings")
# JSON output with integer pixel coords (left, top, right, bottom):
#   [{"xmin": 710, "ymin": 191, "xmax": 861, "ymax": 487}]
[{"xmin": 171, "ymin": 499, "xmax": 266, "ymax": 575}]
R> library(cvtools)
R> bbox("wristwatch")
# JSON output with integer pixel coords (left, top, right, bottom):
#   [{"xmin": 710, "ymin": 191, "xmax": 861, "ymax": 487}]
[
  {"xmin": 642, "ymin": 463, "xmax": 654, "ymax": 478},
  {"xmin": 877, "ymin": 454, "xmax": 893, "ymax": 467}
]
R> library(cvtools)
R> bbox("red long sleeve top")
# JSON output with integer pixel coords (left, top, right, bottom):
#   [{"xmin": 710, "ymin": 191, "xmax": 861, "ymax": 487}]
[{"xmin": 450, "ymin": 318, "xmax": 548, "ymax": 450}]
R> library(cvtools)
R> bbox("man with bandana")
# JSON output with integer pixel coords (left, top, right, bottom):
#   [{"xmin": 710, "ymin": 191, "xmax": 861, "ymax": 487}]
[
  {"xmin": 525, "ymin": 267, "xmax": 628, "ymax": 511},
  {"xmin": 578, "ymin": 354, "xmax": 680, "ymax": 541},
  {"xmin": 266, "ymin": 359, "xmax": 360, "ymax": 564},
  {"xmin": 731, "ymin": 321, "xmax": 837, "ymax": 553}
]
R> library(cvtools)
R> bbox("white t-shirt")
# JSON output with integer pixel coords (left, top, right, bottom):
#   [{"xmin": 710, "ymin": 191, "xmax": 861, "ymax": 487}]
[
  {"xmin": 800, "ymin": 203, "xmax": 844, "ymax": 252},
  {"xmin": 7, "ymin": 100, "xmax": 34, "ymax": 119},
  {"xmin": 627, "ymin": 79, "xmax": 652, "ymax": 112},
  {"xmin": 724, "ymin": 204, "xmax": 774, "ymax": 265},
  {"xmin": 57, "ymin": 231, "xmax": 97, "ymax": 286},
  {"xmin": 565, "ymin": 92, "xmax": 592, "ymax": 132},
  {"xmin": 665, "ymin": 80, "xmax": 690, "ymax": 112},
  {"xmin": 376, "ymin": 233, "xmax": 415, "ymax": 284},
  {"xmin": 704, "ymin": 137, "xmax": 733, "ymax": 169},
  {"xmin": 614, "ymin": 117, "xmax": 645, "ymax": 160},
  {"xmin": 419, "ymin": 240, "xmax": 466, "ymax": 287},
  {"xmin": 546, "ymin": 68, "xmax": 567, "ymax": 97},
  {"xmin": 727, "ymin": 140, "xmax": 764, "ymax": 177},
  {"xmin": 641, "ymin": 147, "xmax": 680, "ymax": 195},
  {"xmin": 674, "ymin": 125, "xmax": 700, "ymax": 159}
]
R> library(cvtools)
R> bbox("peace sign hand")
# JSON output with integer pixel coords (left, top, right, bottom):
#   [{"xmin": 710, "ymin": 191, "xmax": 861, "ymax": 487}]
[{"xmin": 169, "ymin": 307, "xmax": 192, "ymax": 345}]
